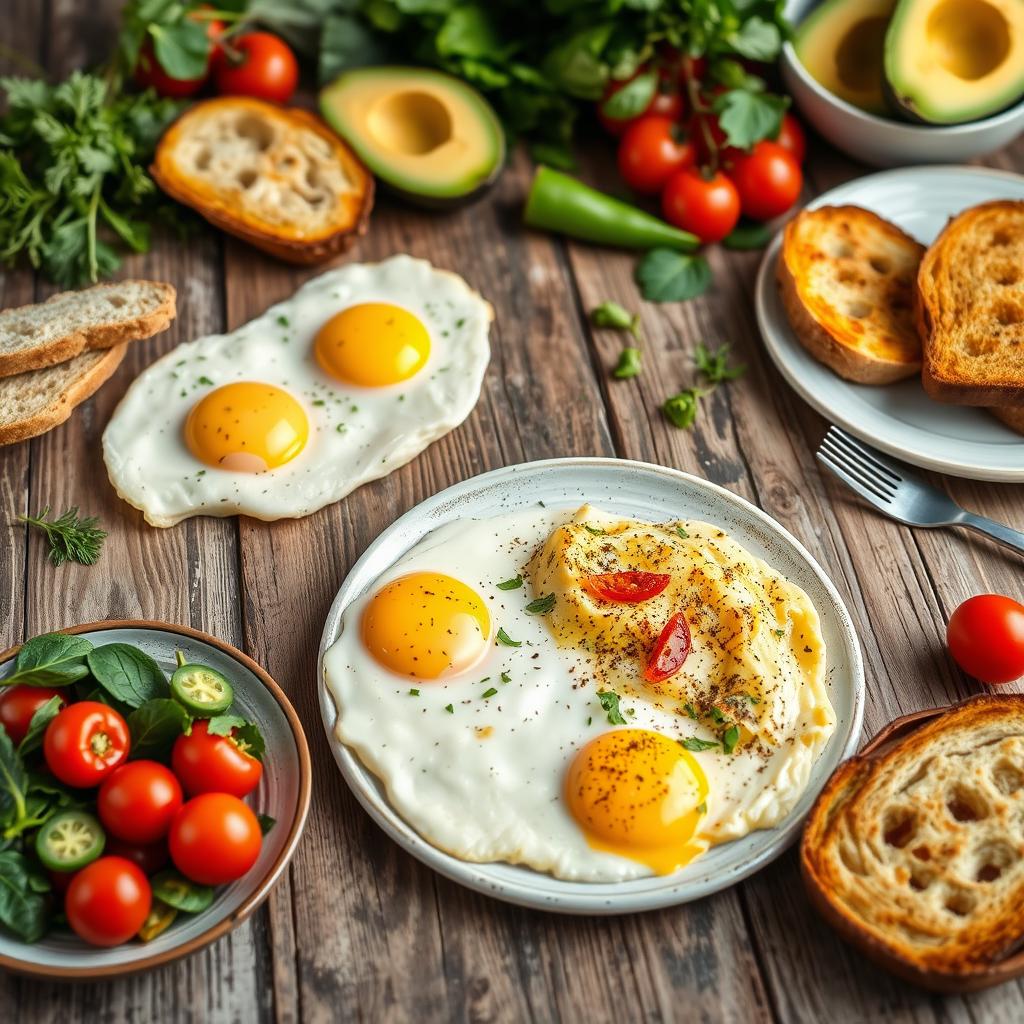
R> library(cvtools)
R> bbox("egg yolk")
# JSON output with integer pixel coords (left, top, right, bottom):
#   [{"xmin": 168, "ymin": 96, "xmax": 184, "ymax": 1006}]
[
  {"xmin": 184, "ymin": 382, "xmax": 308, "ymax": 473},
  {"xmin": 315, "ymin": 302, "xmax": 430, "ymax": 387},
  {"xmin": 566, "ymin": 728, "xmax": 709, "ymax": 875},
  {"xmin": 361, "ymin": 572, "xmax": 490, "ymax": 679}
]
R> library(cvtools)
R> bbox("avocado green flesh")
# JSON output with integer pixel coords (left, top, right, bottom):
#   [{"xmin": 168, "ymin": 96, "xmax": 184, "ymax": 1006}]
[{"xmin": 320, "ymin": 67, "xmax": 505, "ymax": 205}]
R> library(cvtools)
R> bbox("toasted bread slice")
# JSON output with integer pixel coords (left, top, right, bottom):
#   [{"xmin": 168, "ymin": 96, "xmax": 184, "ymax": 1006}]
[
  {"xmin": 0, "ymin": 280, "xmax": 174, "ymax": 379},
  {"xmin": 918, "ymin": 200, "xmax": 1024, "ymax": 406},
  {"xmin": 802, "ymin": 695, "xmax": 1024, "ymax": 990},
  {"xmin": 993, "ymin": 405, "xmax": 1024, "ymax": 435},
  {"xmin": 152, "ymin": 97, "xmax": 374, "ymax": 264},
  {"xmin": 778, "ymin": 205, "xmax": 925, "ymax": 384},
  {"xmin": 0, "ymin": 346, "xmax": 126, "ymax": 445}
]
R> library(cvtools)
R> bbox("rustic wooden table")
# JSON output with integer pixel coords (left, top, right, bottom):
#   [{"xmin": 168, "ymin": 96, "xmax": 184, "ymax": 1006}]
[{"xmin": 3, "ymin": 2, "xmax": 1024, "ymax": 1020}]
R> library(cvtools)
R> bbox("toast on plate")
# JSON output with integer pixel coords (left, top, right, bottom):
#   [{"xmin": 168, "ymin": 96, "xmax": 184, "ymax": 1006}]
[
  {"xmin": 0, "ymin": 280, "xmax": 174, "ymax": 379},
  {"xmin": 777, "ymin": 205, "xmax": 925, "ymax": 384},
  {"xmin": 802, "ymin": 695, "xmax": 1024, "ymax": 989},
  {"xmin": 0, "ymin": 346, "xmax": 126, "ymax": 445},
  {"xmin": 917, "ymin": 200, "xmax": 1024, "ymax": 408},
  {"xmin": 992, "ymin": 405, "xmax": 1024, "ymax": 435},
  {"xmin": 151, "ymin": 97, "xmax": 374, "ymax": 264}
]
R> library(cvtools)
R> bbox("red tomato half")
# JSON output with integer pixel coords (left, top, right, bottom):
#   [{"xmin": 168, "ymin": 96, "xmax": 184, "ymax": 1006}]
[
  {"xmin": 662, "ymin": 168, "xmax": 740, "ymax": 243},
  {"xmin": 644, "ymin": 613, "xmax": 692, "ymax": 683},
  {"xmin": 214, "ymin": 32, "xmax": 298, "ymax": 104},
  {"xmin": 725, "ymin": 141, "xmax": 803, "ymax": 222},
  {"xmin": 98, "ymin": 761, "xmax": 183, "ymax": 844},
  {"xmin": 171, "ymin": 720, "xmax": 263, "ymax": 798},
  {"xmin": 65, "ymin": 857, "xmax": 151, "ymax": 947},
  {"xmin": 170, "ymin": 793, "xmax": 262, "ymax": 886},
  {"xmin": 133, "ymin": 13, "xmax": 223, "ymax": 98},
  {"xmin": 44, "ymin": 702, "xmax": 130, "ymax": 788},
  {"xmin": 947, "ymin": 595, "xmax": 1024, "ymax": 684},
  {"xmin": 618, "ymin": 116, "xmax": 696, "ymax": 195},
  {"xmin": 0, "ymin": 685, "xmax": 66, "ymax": 745},
  {"xmin": 583, "ymin": 572, "xmax": 672, "ymax": 604},
  {"xmin": 774, "ymin": 113, "xmax": 807, "ymax": 164}
]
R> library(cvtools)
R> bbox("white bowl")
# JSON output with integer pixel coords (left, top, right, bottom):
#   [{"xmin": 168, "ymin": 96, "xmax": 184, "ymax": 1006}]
[{"xmin": 781, "ymin": 0, "xmax": 1024, "ymax": 167}]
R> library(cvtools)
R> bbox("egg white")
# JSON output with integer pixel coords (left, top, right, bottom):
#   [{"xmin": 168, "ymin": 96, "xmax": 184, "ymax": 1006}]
[{"xmin": 102, "ymin": 255, "xmax": 492, "ymax": 526}]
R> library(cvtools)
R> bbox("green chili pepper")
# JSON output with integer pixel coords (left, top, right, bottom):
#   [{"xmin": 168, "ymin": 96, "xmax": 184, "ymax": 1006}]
[{"xmin": 524, "ymin": 167, "xmax": 699, "ymax": 252}]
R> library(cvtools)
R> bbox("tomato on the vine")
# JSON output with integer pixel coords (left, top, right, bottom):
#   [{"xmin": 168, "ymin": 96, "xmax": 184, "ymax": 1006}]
[
  {"xmin": 649, "ymin": 80, "xmax": 685, "ymax": 121},
  {"xmin": 65, "ymin": 857, "xmax": 151, "ymax": 947},
  {"xmin": 214, "ymin": 32, "xmax": 298, "ymax": 104},
  {"xmin": 0, "ymin": 685, "xmax": 65, "ymax": 746},
  {"xmin": 947, "ymin": 595, "xmax": 1024, "ymax": 684},
  {"xmin": 133, "ymin": 11, "xmax": 224, "ymax": 98},
  {"xmin": 618, "ymin": 116, "xmax": 696, "ymax": 195},
  {"xmin": 171, "ymin": 719, "xmax": 263, "ymax": 798},
  {"xmin": 725, "ymin": 141, "xmax": 802, "ymax": 222},
  {"xmin": 170, "ymin": 793, "xmax": 262, "ymax": 885},
  {"xmin": 662, "ymin": 168, "xmax": 740, "ymax": 243},
  {"xmin": 774, "ymin": 113, "xmax": 807, "ymax": 164},
  {"xmin": 98, "ymin": 760, "xmax": 183, "ymax": 844},
  {"xmin": 44, "ymin": 702, "xmax": 130, "ymax": 788}
]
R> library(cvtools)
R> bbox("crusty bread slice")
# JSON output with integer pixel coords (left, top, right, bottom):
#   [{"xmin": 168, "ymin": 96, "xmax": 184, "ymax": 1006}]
[
  {"xmin": 778, "ymin": 205, "xmax": 925, "ymax": 384},
  {"xmin": 802, "ymin": 695, "xmax": 1024, "ymax": 990},
  {"xmin": 0, "ymin": 280, "xmax": 175, "ymax": 378},
  {"xmin": 152, "ymin": 97, "xmax": 374, "ymax": 264},
  {"xmin": 0, "ymin": 346, "xmax": 125, "ymax": 445},
  {"xmin": 918, "ymin": 200, "xmax": 1024, "ymax": 406},
  {"xmin": 993, "ymin": 405, "xmax": 1024, "ymax": 435}
]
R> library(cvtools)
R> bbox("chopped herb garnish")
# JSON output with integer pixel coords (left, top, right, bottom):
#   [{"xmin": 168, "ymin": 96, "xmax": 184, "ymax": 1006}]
[
  {"xmin": 680, "ymin": 736, "xmax": 720, "ymax": 752},
  {"xmin": 721, "ymin": 724, "xmax": 740, "ymax": 754},
  {"xmin": 20, "ymin": 505, "xmax": 106, "ymax": 567},
  {"xmin": 197, "ymin": 375, "xmax": 214, "ymax": 386},
  {"xmin": 525, "ymin": 593, "xmax": 556, "ymax": 615},
  {"xmin": 497, "ymin": 576, "xmax": 523, "ymax": 591},
  {"xmin": 709, "ymin": 706, "xmax": 726, "ymax": 725},
  {"xmin": 586, "ymin": 716, "xmax": 592, "ymax": 726},
  {"xmin": 500, "ymin": 671, "xmax": 511, "ymax": 683},
  {"xmin": 481, "ymin": 687, "xmax": 498, "ymax": 699},
  {"xmin": 445, "ymin": 704, "xmax": 454, "ymax": 714},
  {"xmin": 408, "ymin": 688, "xmax": 420, "ymax": 697},
  {"xmin": 591, "ymin": 300, "xmax": 641, "ymax": 338},
  {"xmin": 613, "ymin": 346, "xmax": 642, "ymax": 379},
  {"xmin": 312, "ymin": 399, "xmax": 326, "ymax": 407},
  {"xmin": 276, "ymin": 314, "xmax": 289, "ymax": 327},
  {"xmin": 496, "ymin": 628, "xmax": 520, "ymax": 647},
  {"xmin": 683, "ymin": 702, "xmax": 698, "ymax": 720},
  {"xmin": 676, "ymin": 527, "xmax": 690, "ymax": 540},
  {"xmin": 696, "ymin": 801, "xmax": 707, "ymax": 814},
  {"xmin": 773, "ymin": 628, "xmax": 785, "ymax": 638},
  {"xmin": 663, "ymin": 388, "xmax": 707, "ymax": 430},
  {"xmin": 695, "ymin": 342, "xmax": 746, "ymax": 385},
  {"xmin": 744, "ymin": 692, "xmax": 760, "ymax": 705},
  {"xmin": 597, "ymin": 690, "xmax": 627, "ymax": 726},
  {"xmin": 336, "ymin": 423, "xmax": 347, "ymax": 433},
  {"xmin": 584, "ymin": 525, "xmax": 606, "ymax": 536}
]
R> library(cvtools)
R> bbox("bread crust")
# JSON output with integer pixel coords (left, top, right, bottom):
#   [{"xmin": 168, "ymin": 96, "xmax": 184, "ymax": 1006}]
[
  {"xmin": 0, "ymin": 281, "xmax": 175, "ymax": 379},
  {"xmin": 151, "ymin": 99, "xmax": 374, "ymax": 265},
  {"xmin": 0, "ymin": 345, "xmax": 126, "ymax": 446},
  {"xmin": 992, "ymin": 405, "xmax": 1024, "ymax": 435}
]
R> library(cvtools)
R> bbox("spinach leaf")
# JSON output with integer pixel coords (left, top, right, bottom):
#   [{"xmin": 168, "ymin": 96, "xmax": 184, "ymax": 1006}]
[
  {"xmin": 0, "ymin": 726, "xmax": 29, "ymax": 834},
  {"xmin": 128, "ymin": 699, "xmax": 191, "ymax": 760},
  {"xmin": 207, "ymin": 715, "xmax": 265, "ymax": 762},
  {"xmin": 2, "ymin": 633, "xmax": 92, "ymax": 688},
  {"xmin": 257, "ymin": 813, "xmax": 276, "ymax": 835},
  {"xmin": 86, "ymin": 644, "xmax": 168, "ymax": 708},
  {"xmin": 0, "ymin": 851, "xmax": 48, "ymax": 942},
  {"xmin": 713, "ymin": 88, "xmax": 788, "ymax": 150},
  {"xmin": 17, "ymin": 696, "xmax": 64, "ymax": 757},
  {"xmin": 152, "ymin": 870, "xmax": 214, "ymax": 914},
  {"xmin": 600, "ymin": 69, "xmax": 657, "ymax": 120},
  {"xmin": 635, "ymin": 249, "xmax": 711, "ymax": 303}
]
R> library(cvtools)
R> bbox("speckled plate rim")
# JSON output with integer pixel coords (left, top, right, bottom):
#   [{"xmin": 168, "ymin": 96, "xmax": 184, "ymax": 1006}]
[
  {"xmin": 0, "ymin": 620, "xmax": 312, "ymax": 980},
  {"xmin": 754, "ymin": 165, "xmax": 1024, "ymax": 483},
  {"xmin": 318, "ymin": 457, "xmax": 865, "ymax": 915}
]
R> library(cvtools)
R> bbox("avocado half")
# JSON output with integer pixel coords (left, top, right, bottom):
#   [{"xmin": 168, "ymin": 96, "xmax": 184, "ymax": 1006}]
[
  {"xmin": 794, "ymin": 0, "xmax": 896, "ymax": 114},
  {"xmin": 883, "ymin": 0, "xmax": 1024, "ymax": 123},
  {"xmin": 320, "ymin": 66, "xmax": 506, "ymax": 210}
]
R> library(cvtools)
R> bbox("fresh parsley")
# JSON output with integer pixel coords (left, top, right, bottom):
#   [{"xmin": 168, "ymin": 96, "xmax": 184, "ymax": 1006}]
[
  {"xmin": 597, "ymin": 690, "xmax": 627, "ymax": 726},
  {"xmin": 680, "ymin": 736, "xmax": 720, "ymax": 752},
  {"xmin": 721, "ymin": 723, "xmax": 741, "ymax": 755},
  {"xmin": 496, "ymin": 576, "xmax": 523, "ymax": 591},
  {"xmin": 19, "ymin": 506, "xmax": 106, "ymax": 567},
  {"xmin": 525, "ymin": 594, "xmax": 556, "ymax": 615},
  {"xmin": 496, "ymin": 628, "xmax": 521, "ymax": 648},
  {"xmin": 612, "ymin": 346, "xmax": 642, "ymax": 380},
  {"xmin": 676, "ymin": 527, "xmax": 690, "ymax": 540},
  {"xmin": 663, "ymin": 388, "xmax": 707, "ymax": 430},
  {"xmin": 695, "ymin": 343, "xmax": 746, "ymax": 385},
  {"xmin": 636, "ymin": 249, "xmax": 711, "ymax": 304}
]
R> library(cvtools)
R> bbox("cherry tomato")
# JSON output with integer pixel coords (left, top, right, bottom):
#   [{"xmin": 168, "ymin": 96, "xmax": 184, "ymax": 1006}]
[
  {"xmin": 583, "ymin": 572, "xmax": 672, "ymax": 604},
  {"xmin": 171, "ymin": 719, "xmax": 263, "ymax": 798},
  {"xmin": 105, "ymin": 837, "xmax": 170, "ymax": 876},
  {"xmin": 725, "ymin": 141, "xmax": 803, "ymax": 222},
  {"xmin": 649, "ymin": 81, "xmax": 685, "ymax": 121},
  {"xmin": 678, "ymin": 55, "xmax": 708, "ymax": 84},
  {"xmin": 644, "ymin": 612, "xmax": 692, "ymax": 683},
  {"xmin": 65, "ymin": 856, "xmax": 151, "ymax": 947},
  {"xmin": 0, "ymin": 685, "xmax": 66, "ymax": 746},
  {"xmin": 947, "ymin": 595, "xmax": 1024, "ymax": 684},
  {"xmin": 662, "ymin": 168, "xmax": 740, "ymax": 243},
  {"xmin": 133, "ymin": 11, "xmax": 223, "ymax": 98},
  {"xmin": 214, "ymin": 32, "xmax": 298, "ymax": 104},
  {"xmin": 170, "ymin": 793, "xmax": 262, "ymax": 886},
  {"xmin": 774, "ymin": 113, "xmax": 807, "ymax": 164},
  {"xmin": 98, "ymin": 761, "xmax": 183, "ymax": 844},
  {"xmin": 617, "ymin": 116, "xmax": 696, "ymax": 195},
  {"xmin": 597, "ymin": 75, "xmax": 643, "ymax": 136},
  {"xmin": 44, "ymin": 702, "xmax": 129, "ymax": 788}
]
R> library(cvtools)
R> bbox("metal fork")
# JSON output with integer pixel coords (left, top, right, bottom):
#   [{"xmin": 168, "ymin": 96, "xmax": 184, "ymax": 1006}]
[{"xmin": 816, "ymin": 426, "xmax": 1024, "ymax": 556}]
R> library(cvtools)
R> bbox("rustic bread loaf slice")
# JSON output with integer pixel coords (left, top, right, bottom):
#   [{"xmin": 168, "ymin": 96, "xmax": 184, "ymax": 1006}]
[
  {"xmin": 778, "ymin": 205, "xmax": 925, "ymax": 384},
  {"xmin": 802, "ymin": 694, "xmax": 1024, "ymax": 990},
  {"xmin": 993, "ymin": 405, "xmax": 1024, "ymax": 435},
  {"xmin": 0, "ymin": 346, "xmax": 126, "ymax": 445},
  {"xmin": 0, "ymin": 280, "xmax": 174, "ymax": 378},
  {"xmin": 152, "ymin": 97, "xmax": 374, "ymax": 264},
  {"xmin": 918, "ymin": 200, "xmax": 1024, "ymax": 406}
]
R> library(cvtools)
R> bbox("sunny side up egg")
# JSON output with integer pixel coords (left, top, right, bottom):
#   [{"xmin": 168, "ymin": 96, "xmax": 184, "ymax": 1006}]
[
  {"xmin": 324, "ymin": 505, "xmax": 837, "ymax": 882},
  {"xmin": 102, "ymin": 256, "xmax": 492, "ymax": 526}
]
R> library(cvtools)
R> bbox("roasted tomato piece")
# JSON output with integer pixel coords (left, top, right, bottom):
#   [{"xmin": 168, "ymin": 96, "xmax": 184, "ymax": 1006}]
[
  {"xmin": 643, "ymin": 612, "xmax": 692, "ymax": 682},
  {"xmin": 583, "ymin": 571, "xmax": 671, "ymax": 603}
]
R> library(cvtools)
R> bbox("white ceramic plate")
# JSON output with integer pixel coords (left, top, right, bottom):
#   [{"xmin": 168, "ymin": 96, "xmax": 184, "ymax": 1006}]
[
  {"xmin": 318, "ymin": 458, "xmax": 864, "ymax": 914},
  {"xmin": 755, "ymin": 166, "xmax": 1024, "ymax": 482},
  {"xmin": 0, "ymin": 622, "xmax": 311, "ymax": 979}
]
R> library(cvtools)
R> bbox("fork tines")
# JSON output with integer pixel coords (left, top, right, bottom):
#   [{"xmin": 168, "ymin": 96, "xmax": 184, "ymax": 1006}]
[{"xmin": 816, "ymin": 426, "xmax": 903, "ymax": 505}]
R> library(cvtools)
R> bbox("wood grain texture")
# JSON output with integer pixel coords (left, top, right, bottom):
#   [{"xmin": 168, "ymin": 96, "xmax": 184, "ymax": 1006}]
[{"xmin": 2, "ymin": 1, "xmax": 1024, "ymax": 1018}]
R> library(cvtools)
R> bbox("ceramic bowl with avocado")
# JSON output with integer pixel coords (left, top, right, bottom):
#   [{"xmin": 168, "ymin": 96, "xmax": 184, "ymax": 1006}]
[{"xmin": 780, "ymin": 0, "xmax": 1024, "ymax": 166}]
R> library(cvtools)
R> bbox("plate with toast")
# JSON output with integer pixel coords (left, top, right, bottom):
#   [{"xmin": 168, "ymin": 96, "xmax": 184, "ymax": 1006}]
[{"xmin": 755, "ymin": 167, "xmax": 1024, "ymax": 482}]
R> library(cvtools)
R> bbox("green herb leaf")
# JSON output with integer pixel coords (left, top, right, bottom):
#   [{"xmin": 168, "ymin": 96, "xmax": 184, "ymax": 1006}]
[
  {"xmin": 722, "ymin": 723, "xmax": 741, "ymax": 754},
  {"xmin": 500, "ymin": 671, "xmax": 511, "ymax": 683},
  {"xmin": 86, "ymin": 644, "xmax": 168, "ymax": 708},
  {"xmin": 150, "ymin": 19, "xmax": 211, "ymax": 81},
  {"xmin": 591, "ymin": 301, "xmax": 640, "ymax": 338},
  {"xmin": 496, "ymin": 628, "xmax": 521, "ymax": 647},
  {"xmin": 683, "ymin": 702, "xmax": 698, "ymax": 720},
  {"xmin": 257, "ymin": 813, "xmax": 276, "ymax": 835},
  {"xmin": 408, "ymin": 688, "xmax": 420, "ymax": 697},
  {"xmin": 612, "ymin": 346, "xmax": 642, "ymax": 379},
  {"xmin": 0, "ymin": 851, "xmax": 48, "ymax": 942},
  {"xmin": 496, "ymin": 576, "xmax": 523, "ymax": 591},
  {"xmin": 17, "ymin": 696, "xmax": 64, "ymax": 757},
  {"xmin": 128, "ymin": 699, "xmax": 190, "ymax": 760},
  {"xmin": 727, "ymin": 17, "xmax": 782, "ymax": 62},
  {"xmin": 481, "ymin": 687, "xmax": 498, "ymax": 699},
  {"xmin": 19, "ymin": 506, "xmax": 106, "ymax": 567},
  {"xmin": 3, "ymin": 633, "xmax": 92, "ymax": 688},
  {"xmin": 695, "ymin": 343, "xmax": 746, "ymax": 385},
  {"xmin": 680, "ymin": 736, "xmax": 720, "ymax": 752},
  {"xmin": 151, "ymin": 870, "xmax": 214, "ymax": 914},
  {"xmin": 207, "ymin": 715, "xmax": 266, "ymax": 762},
  {"xmin": 662, "ymin": 389, "xmax": 705, "ymax": 430},
  {"xmin": 583, "ymin": 525, "xmax": 606, "ymax": 536},
  {"xmin": 710, "ymin": 706, "xmax": 727, "ymax": 725},
  {"xmin": 696, "ymin": 801, "xmax": 707, "ymax": 814},
  {"xmin": 676, "ymin": 527, "xmax": 690, "ymax": 540},
  {"xmin": 206, "ymin": 714, "xmax": 246, "ymax": 736},
  {"xmin": 773, "ymin": 628, "xmax": 786, "ymax": 638},
  {"xmin": 529, "ymin": 140, "xmax": 577, "ymax": 172},
  {"xmin": 744, "ymin": 692, "xmax": 761, "ymax": 705},
  {"xmin": 525, "ymin": 594, "xmax": 556, "ymax": 615},
  {"xmin": 723, "ymin": 222, "xmax": 774, "ymax": 251},
  {"xmin": 635, "ymin": 249, "xmax": 711, "ymax": 304},
  {"xmin": 597, "ymin": 690, "xmax": 627, "ymax": 726},
  {"xmin": 713, "ymin": 89, "xmax": 788, "ymax": 151},
  {"xmin": 601, "ymin": 69, "xmax": 657, "ymax": 120},
  {"xmin": 445, "ymin": 704, "xmax": 454, "ymax": 714}
]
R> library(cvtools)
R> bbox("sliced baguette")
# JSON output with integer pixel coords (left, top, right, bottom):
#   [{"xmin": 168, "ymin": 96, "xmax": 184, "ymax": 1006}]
[
  {"xmin": 778, "ymin": 205, "xmax": 925, "ymax": 384},
  {"xmin": 0, "ymin": 280, "xmax": 175, "ymax": 378},
  {"xmin": 0, "ymin": 346, "xmax": 126, "ymax": 445},
  {"xmin": 918, "ymin": 201, "xmax": 1024, "ymax": 406},
  {"xmin": 993, "ymin": 405, "xmax": 1024, "ymax": 435}
]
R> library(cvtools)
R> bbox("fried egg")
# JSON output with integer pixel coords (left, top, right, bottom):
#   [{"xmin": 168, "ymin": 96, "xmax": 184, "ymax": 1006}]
[
  {"xmin": 103, "ymin": 256, "xmax": 491, "ymax": 526},
  {"xmin": 324, "ymin": 504, "xmax": 836, "ymax": 882}
]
